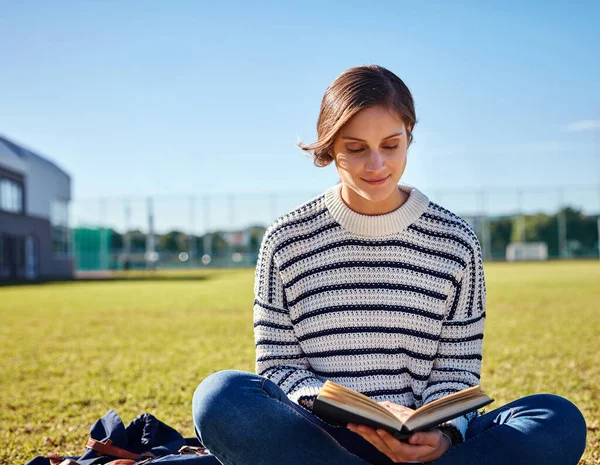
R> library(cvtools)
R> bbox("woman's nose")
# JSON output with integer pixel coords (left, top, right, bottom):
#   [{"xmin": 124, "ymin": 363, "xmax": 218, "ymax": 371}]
[{"xmin": 365, "ymin": 150, "xmax": 385, "ymax": 171}]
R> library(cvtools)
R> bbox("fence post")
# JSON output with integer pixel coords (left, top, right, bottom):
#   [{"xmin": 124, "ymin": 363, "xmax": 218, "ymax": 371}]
[
  {"xmin": 478, "ymin": 190, "xmax": 491, "ymax": 261},
  {"xmin": 227, "ymin": 195, "xmax": 235, "ymax": 267},
  {"xmin": 189, "ymin": 195, "xmax": 196, "ymax": 268},
  {"xmin": 202, "ymin": 195, "xmax": 212, "ymax": 265},
  {"xmin": 516, "ymin": 188, "xmax": 525, "ymax": 242},
  {"xmin": 123, "ymin": 199, "xmax": 131, "ymax": 269},
  {"xmin": 99, "ymin": 198, "xmax": 109, "ymax": 271},
  {"xmin": 557, "ymin": 188, "xmax": 567, "ymax": 259},
  {"xmin": 146, "ymin": 197, "xmax": 155, "ymax": 270}
]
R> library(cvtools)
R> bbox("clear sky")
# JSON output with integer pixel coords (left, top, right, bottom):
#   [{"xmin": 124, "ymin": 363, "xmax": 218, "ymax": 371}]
[{"xmin": 1, "ymin": 1, "xmax": 599, "ymax": 231}]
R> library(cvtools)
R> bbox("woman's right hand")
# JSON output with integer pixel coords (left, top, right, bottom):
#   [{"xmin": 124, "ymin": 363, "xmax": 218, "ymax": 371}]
[
  {"xmin": 346, "ymin": 400, "xmax": 451, "ymax": 463},
  {"xmin": 347, "ymin": 423, "xmax": 451, "ymax": 463}
]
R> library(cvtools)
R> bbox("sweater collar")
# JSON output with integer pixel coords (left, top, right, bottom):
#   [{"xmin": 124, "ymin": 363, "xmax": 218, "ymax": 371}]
[{"xmin": 324, "ymin": 183, "xmax": 430, "ymax": 237}]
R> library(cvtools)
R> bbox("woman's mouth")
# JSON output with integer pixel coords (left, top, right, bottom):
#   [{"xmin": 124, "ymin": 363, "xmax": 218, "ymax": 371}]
[{"xmin": 362, "ymin": 175, "xmax": 390, "ymax": 185}]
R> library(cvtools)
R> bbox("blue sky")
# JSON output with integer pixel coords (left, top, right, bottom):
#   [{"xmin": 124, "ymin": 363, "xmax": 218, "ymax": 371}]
[{"xmin": 1, "ymin": 1, "xmax": 599, "ymax": 231}]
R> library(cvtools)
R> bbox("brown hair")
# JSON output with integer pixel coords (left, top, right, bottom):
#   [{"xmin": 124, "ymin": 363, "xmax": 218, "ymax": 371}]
[{"xmin": 298, "ymin": 65, "xmax": 417, "ymax": 167}]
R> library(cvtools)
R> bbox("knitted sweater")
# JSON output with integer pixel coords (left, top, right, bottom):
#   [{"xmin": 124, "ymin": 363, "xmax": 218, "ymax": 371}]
[{"xmin": 253, "ymin": 183, "xmax": 486, "ymax": 441}]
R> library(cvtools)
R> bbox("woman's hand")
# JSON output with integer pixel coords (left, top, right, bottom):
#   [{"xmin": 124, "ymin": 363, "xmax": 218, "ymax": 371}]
[
  {"xmin": 346, "ymin": 401, "xmax": 451, "ymax": 463},
  {"xmin": 347, "ymin": 424, "xmax": 451, "ymax": 463}
]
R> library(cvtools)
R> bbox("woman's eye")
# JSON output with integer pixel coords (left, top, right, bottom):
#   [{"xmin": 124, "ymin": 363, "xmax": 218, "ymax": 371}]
[
  {"xmin": 345, "ymin": 144, "xmax": 397, "ymax": 154},
  {"xmin": 346, "ymin": 147, "xmax": 365, "ymax": 154}
]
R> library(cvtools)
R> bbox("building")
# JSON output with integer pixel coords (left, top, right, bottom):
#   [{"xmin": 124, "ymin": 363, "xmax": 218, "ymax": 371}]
[{"xmin": 0, "ymin": 135, "xmax": 72, "ymax": 281}]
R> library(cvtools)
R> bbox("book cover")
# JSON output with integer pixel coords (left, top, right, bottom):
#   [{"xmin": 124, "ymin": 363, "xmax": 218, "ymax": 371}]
[{"xmin": 312, "ymin": 381, "xmax": 493, "ymax": 442}]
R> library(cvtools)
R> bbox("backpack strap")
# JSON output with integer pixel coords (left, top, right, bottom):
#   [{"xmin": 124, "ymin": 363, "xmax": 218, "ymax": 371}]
[{"xmin": 85, "ymin": 438, "xmax": 142, "ymax": 460}]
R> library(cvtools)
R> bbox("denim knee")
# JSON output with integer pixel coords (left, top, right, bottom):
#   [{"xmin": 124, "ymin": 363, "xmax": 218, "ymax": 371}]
[
  {"xmin": 523, "ymin": 393, "xmax": 587, "ymax": 461},
  {"xmin": 192, "ymin": 370, "xmax": 256, "ymax": 447}
]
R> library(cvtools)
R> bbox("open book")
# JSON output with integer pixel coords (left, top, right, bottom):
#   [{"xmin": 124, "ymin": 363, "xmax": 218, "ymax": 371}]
[{"xmin": 312, "ymin": 380, "xmax": 493, "ymax": 441}]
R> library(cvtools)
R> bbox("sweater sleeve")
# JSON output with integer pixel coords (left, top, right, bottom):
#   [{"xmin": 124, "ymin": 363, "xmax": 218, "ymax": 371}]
[
  {"xmin": 253, "ymin": 231, "xmax": 325, "ymax": 410},
  {"xmin": 421, "ymin": 236, "xmax": 487, "ymax": 442}
]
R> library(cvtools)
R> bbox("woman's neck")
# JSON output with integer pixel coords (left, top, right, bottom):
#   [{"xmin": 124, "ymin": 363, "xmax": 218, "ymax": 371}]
[
  {"xmin": 324, "ymin": 183, "xmax": 430, "ymax": 237},
  {"xmin": 340, "ymin": 184, "xmax": 408, "ymax": 215}
]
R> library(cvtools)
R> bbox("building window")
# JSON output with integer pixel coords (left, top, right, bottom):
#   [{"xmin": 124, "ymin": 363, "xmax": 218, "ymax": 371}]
[
  {"xmin": 0, "ymin": 178, "xmax": 24, "ymax": 213},
  {"xmin": 51, "ymin": 199, "xmax": 70, "ymax": 258}
]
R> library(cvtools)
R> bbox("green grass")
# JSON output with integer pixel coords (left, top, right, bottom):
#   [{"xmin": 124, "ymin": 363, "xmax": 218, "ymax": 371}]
[{"xmin": 1, "ymin": 262, "xmax": 599, "ymax": 464}]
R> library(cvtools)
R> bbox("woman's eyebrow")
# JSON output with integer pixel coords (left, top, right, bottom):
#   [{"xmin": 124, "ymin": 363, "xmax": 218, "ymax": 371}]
[{"xmin": 341, "ymin": 132, "xmax": 404, "ymax": 142}]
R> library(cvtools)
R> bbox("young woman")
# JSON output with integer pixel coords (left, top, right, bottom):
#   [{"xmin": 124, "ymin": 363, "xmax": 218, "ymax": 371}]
[{"xmin": 192, "ymin": 65, "xmax": 587, "ymax": 465}]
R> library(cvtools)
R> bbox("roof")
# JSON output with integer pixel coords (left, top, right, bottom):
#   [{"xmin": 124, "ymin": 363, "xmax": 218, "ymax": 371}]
[{"xmin": 0, "ymin": 134, "xmax": 71, "ymax": 179}]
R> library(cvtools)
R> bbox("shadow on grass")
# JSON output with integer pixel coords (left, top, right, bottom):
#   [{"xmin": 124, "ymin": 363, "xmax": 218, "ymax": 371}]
[{"xmin": 0, "ymin": 274, "xmax": 214, "ymax": 287}]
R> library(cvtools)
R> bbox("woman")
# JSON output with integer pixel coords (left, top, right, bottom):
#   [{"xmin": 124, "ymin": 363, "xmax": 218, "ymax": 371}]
[{"xmin": 192, "ymin": 65, "xmax": 587, "ymax": 464}]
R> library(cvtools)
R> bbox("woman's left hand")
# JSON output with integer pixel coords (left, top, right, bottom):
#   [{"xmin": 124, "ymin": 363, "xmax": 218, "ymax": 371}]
[{"xmin": 347, "ymin": 424, "xmax": 451, "ymax": 463}]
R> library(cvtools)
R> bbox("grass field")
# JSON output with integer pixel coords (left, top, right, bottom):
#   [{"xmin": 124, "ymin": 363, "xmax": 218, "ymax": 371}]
[{"xmin": 1, "ymin": 261, "xmax": 599, "ymax": 464}]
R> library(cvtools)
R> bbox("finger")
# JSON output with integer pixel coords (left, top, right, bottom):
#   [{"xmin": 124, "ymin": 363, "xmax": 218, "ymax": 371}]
[
  {"xmin": 351, "ymin": 425, "xmax": 395, "ymax": 456},
  {"xmin": 374, "ymin": 430, "xmax": 432, "ymax": 463},
  {"xmin": 376, "ymin": 429, "xmax": 427, "ymax": 452},
  {"xmin": 408, "ymin": 430, "xmax": 441, "ymax": 446}
]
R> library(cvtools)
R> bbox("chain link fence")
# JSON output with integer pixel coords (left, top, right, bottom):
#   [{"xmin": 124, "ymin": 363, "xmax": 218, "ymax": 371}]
[{"xmin": 69, "ymin": 185, "xmax": 600, "ymax": 271}]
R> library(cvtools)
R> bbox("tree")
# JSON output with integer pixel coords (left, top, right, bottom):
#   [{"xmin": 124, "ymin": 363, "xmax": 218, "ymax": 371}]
[
  {"xmin": 248, "ymin": 225, "xmax": 267, "ymax": 253},
  {"xmin": 158, "ymin": 230, "xmax": 188, "ymax": 253},
  {"xmin": 210, "ymin": 231, "xmax": 229, "ymax": 256},
  {"xmin": 563, "ymin": 207, "xmax": 598, "ymax": 255},
  {"xmin": 488, "ymin": 217, "xmax": 512, "ymax": 258},
  {"xmin": 505, "ymin": 207, "xmax": 598, "ymax": 258}
]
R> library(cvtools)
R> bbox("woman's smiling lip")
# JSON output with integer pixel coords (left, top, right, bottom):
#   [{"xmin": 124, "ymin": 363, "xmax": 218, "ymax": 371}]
[{"xmin": 362, "ymin": 175, "xmax": 390, "ymax": 185}]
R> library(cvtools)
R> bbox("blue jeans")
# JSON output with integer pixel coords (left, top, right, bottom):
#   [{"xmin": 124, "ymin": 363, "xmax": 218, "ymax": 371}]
[{"xmin": 192, "ymin": 370, "xmax": 586, "ymax": 465}]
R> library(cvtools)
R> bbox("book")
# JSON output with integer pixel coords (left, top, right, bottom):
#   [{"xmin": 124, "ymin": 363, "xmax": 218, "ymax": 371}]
[{"xmin": 312, "ymin": 380, "xmax": 493, "ymax": 442}]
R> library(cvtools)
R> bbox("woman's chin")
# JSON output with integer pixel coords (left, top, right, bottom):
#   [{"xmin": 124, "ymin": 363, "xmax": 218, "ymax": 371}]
[{"xmin": 359, "ymin": 185, "xmax": 398, "ymax": 203}]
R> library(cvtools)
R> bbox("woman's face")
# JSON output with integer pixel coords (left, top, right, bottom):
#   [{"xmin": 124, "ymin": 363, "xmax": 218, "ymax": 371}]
[{"xmin": 331, "ymin": 105, "xmax": 410, "ymax": 211}]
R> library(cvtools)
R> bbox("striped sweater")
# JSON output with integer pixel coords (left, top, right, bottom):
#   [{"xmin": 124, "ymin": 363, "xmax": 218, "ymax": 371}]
[{"xmin": 253, "ymin": 183, "xmax": 486, "ymax": 441}]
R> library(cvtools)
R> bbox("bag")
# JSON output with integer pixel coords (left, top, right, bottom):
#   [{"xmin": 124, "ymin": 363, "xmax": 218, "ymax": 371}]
[{"xmin": 25, "ymin": 410, "xmax": 221, "ymax": 465}]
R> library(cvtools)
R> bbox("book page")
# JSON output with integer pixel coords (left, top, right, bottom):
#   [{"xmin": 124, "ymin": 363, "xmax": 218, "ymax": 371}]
[
  {"xmin": 408, "ymin": 386, "xmax": 485, "ymax": 418},
  {"xmin": 317, "ymin": 396, "xmax": 405, "ymax": 431},
  {"xmin": 318, "ymin": 381, "xmax": 399, "ymax": 423},
  {"xmin": 404, "ymin": 395, "xmax": 493, "ymax": 431}
]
